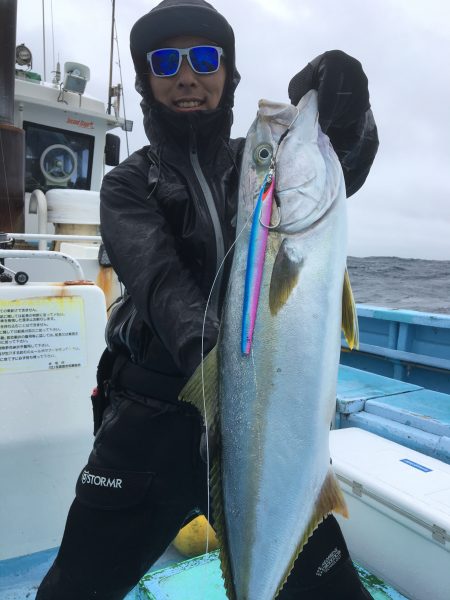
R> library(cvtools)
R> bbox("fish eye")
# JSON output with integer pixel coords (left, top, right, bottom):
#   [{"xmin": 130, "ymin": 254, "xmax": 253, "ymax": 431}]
[{"xmin": 254, "ymin": 144, "xmax": 273, "ymax": 166}]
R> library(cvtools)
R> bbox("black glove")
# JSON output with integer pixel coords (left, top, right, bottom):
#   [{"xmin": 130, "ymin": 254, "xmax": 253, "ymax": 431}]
[{"xmin": 288, "ymin": 50, "xmax": 370, "ymax": 133}]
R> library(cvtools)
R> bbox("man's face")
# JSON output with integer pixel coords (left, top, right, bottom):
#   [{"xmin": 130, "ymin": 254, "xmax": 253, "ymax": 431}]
[{"xmin": 148, "ymin": 35, "xmax": 227, "ymax": 112}]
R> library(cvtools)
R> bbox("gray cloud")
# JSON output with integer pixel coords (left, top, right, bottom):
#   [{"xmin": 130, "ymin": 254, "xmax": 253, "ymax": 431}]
[{"xmin": 15, "ymin": 0, "xmax": 450, "ymax": 259}]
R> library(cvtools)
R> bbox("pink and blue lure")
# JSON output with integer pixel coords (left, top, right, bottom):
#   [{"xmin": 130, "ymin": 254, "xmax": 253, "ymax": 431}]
[{"xmin": 241, "ymin": 171, "xmax": 275, "ymax": 355}]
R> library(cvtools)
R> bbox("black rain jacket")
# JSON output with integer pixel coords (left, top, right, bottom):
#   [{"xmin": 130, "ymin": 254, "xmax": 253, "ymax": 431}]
[{"xmin": 100, "ymin": 2, "xmax": 378, "ymax": 403}]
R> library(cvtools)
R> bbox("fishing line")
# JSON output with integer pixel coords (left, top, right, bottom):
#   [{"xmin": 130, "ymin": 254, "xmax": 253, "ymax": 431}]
[
  {"xmin": 273, "ymin": 109, "xmax": 300, "ymax": 163},
  {"xmin": 112, "ymin": 13, "xmax": 130, "ymax": 157},
  {"xmin": 50, "ymin": 0, "xmax": 55, "ymax": 74},
  {"xmin": 200, "ymin": 194, "xmax": 260, "ymax": 556},
  {"xmin": 197, "ymin": 108, "xmax": 301, "ymax": 580},
  {"xmin": 257, "ymin": 110, "xmax": 300, "ymax": 232},
  {"xmin": 41, "ymin": 0, "xmax": 47, "ymax": 82},
  {"xmin": 258, "ymin": 174, "xmax": 281, "ymax": 230},
  {"xmin": 199, "ymin": 110, "xmax": 300, "ymax": 555}
]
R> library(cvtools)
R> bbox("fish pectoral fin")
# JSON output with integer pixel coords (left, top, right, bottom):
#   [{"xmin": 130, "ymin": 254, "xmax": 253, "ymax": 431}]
[
  {"xmin": 316, "ymin": 468, "xmax": 349, "ymax": 520},
  {"xmin": 277, "ymin": 469, "xmax": 348, "ymax": 598},
  {"xmin": 342, "ymin": 268, "xmax": 359, "ymax": 350},
  {"xmin": 178, "ymin": 345, "xmax": 219, "ymax": 429},
  {"xmin": 269, "ymin": 239, "xmax": 303, "ymax": 315},
  {"xmin": 301, "ymin": 469, "xmax": 348, "ymax": 551}
]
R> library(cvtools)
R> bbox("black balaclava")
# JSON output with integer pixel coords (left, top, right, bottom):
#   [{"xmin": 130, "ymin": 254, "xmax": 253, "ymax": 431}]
[{"xmin": 130, "ymin": 0, "xmax": 241, "ymax": 146}]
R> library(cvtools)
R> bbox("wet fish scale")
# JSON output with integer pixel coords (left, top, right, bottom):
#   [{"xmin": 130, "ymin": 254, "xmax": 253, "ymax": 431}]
[{"xmin": 181, "ymin": 90, "xmax": 356, "ymax": 600}]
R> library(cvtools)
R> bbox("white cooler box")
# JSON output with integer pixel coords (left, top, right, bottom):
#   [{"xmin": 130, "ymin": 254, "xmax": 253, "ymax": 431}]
[{"xmin": 330, "ymin": 428, "xmax": 450, "ymax": 600}]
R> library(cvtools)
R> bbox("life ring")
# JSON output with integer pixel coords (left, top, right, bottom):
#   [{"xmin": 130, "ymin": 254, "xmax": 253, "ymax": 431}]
[{"xmin": 40, "ymin": 144, "xmax": 77, "ymax": 185}]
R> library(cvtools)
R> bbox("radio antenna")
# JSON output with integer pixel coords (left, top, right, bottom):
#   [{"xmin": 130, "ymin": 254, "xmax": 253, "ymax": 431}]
[
  {"xmin": 107, "ymin": 0, "xmax": 116, "ymax": 115},
  {"xmin": 41, "ymin": 0, "xmax": 47, "ymax": 81}
]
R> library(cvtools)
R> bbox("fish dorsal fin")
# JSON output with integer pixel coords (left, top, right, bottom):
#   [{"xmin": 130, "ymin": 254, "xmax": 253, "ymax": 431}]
[
  {"xmin": 178, "ymin": 348, "xmax": 236, "ymax": 600},
  {"xmin": 269, "ymin": 239, "xmax": 303, "ymax": 315},
  {"xmin": 342, "ymin": 268, "xmax": 359, "ymax": 350},
  {"xmin": 275, "ymin": 469, "xmax": 349, "ymax": 598}
]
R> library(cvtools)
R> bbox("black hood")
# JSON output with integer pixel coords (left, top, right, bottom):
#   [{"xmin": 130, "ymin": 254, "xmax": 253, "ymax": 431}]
[{"xmin": 130, "ymin": 0, "xmax": 240, "ymax": 145}]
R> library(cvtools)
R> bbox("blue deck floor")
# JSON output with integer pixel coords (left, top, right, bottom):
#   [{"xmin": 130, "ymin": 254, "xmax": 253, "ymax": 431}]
[
  {"xmin": 4, "ymin": 362, "xmax": 444, "ymax": 599},
  {"xmin": 0, "ymin": 545, "xmax": 182, "ymax": 600},
  {"xmin": 0, "ymin": 547, "xmax": 409, "ymax": 600},
  {"xmin": 139, "ymin": 551, "xmax": 409, "ymax": 599},
  {"xmin": 336, "ymin": 365, "xmax": 450, "ymax": 463}
]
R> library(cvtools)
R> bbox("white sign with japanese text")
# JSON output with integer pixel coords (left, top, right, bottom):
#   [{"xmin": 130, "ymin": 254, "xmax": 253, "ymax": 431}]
[{"xmin": 0, "ymin": 296, "xmax": 86, "ymax": 374}]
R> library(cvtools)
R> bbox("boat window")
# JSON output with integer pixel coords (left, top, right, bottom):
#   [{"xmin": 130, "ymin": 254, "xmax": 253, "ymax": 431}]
[{"xmin": 23, "ymin": 121, "xmax": 94, "ymax": 193}]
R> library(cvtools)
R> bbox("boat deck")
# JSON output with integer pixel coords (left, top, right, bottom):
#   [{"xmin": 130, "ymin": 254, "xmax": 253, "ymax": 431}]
[
  {"xmin": 2, "ymin": 294, "xmax": 448, "ymax": 599},
  {"xmin": 2, "ymin": 363, "xmax": 449, "ymax": 599},
  {"xmin": 0, "ymin": 547, "xmax": 408, "ymax": 600},
  {"xmin": 0, "ymin": 545, "xmax": 181, "ymax": 600},
  {"xmin": 340, "ymin": 305, "xmax": 450, "ymax": 395},
  {"xmin": 337, "ymin": 365, "xmax": 450, "ymax": 463}
]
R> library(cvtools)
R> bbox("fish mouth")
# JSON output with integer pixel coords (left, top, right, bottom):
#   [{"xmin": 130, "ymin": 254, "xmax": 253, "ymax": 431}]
[{"xmin": 173, "ymin": 98, "xmax": 206, "ymax": 111}]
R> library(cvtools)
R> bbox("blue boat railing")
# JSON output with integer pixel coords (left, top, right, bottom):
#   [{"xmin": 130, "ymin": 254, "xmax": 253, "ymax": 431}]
[{"xmin": 341, "ymin": 304, "xmax": 450, "ymax": 394}]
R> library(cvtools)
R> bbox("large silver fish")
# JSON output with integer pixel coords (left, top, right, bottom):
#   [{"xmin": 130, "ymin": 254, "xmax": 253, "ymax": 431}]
[{"xmin": 181, "ymin": 90, "xmax": 358, "ymax": 600}]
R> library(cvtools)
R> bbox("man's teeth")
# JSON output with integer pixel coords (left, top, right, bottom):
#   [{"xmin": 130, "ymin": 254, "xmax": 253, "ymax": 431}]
[{"xmin": 176, "ymin": 100, "xmax": 203, "ymax": 108}]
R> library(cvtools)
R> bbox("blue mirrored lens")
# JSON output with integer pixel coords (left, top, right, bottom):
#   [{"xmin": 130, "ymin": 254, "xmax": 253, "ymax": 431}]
[
  {"xmin": 189, "ymin": 46, "xmax": 219, "ymax": 73},
  {"xmin": 150, "ymin": 49, "xmax": 180, "ymax": 76}
]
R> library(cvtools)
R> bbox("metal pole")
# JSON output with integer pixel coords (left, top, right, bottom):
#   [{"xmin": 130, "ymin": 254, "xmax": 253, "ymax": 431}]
[
  {"xmin": 0, "ymin": 249, "xmax": 85, "ymax": 280},
  {"xmin": 107, "ymin": 0, "xmax": 115, "ymax": 114},
  {"xmin": 8, "ymin": 233, "xmax": 102, "ymax": 243},
  {"xmin": 0, "ymin": 0, "xmax": 24, "ymax": 233},
  {"xmin": 42, "ymin": 0, "xmax": 47, "ymax": 82},
  {"xmin": 0, "ymin": 0, "xmax": 18, "ymax": 125}
]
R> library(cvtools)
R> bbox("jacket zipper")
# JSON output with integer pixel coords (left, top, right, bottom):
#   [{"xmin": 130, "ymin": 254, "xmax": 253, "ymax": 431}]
[{"xmin": 188, "ymin": 130, "xmax": 225, "ymax": 316}]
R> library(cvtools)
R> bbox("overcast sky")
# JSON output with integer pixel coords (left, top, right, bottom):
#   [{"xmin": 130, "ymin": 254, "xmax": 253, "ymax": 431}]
[{"xmin": 16, "ymin": 0, "xmax": 450, "ymax": 259}]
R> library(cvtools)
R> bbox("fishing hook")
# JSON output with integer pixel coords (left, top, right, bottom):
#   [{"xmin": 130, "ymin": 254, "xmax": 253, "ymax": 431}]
[
  {"xmin": 259, "ymin": 204, "xmax": 281, "ymax": 229},
  {"xmin": 258, "ymin": 165, "xmax": 281, "ymax": 229}
]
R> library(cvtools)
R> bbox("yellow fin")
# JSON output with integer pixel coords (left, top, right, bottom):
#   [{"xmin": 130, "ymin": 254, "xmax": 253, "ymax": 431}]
[
  {"xmin": 275, "ymin": 469, "xmax": 349, "ymax": 598},
  {"xmin": 211, "ymin": 457, "xmax": 237, "ymax": 600},
  {"xmin": 179, "ymin": 345, "xmax": 219, "ymax": 429},
  {"xmin": 179, "ymin": 349, "xmax": 236, "ymax": 599},
  {"xmin": 342, "ymin": 268, "xmax": 359, "ymax": 350},
  {"xmin": 269, "ymin": 239, "xmax": 303, "ymax": 315}
]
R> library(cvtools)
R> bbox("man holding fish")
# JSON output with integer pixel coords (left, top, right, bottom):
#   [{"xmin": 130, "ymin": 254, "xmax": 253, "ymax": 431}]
[{"xmin": 37, "ymin": 1, "xmax": 378, "ymax": 598}]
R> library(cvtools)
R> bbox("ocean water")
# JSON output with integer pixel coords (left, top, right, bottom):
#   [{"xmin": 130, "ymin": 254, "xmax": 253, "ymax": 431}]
[{"xmin": 347, "ymin": 257, "xmax": 450, "ymax": 315}]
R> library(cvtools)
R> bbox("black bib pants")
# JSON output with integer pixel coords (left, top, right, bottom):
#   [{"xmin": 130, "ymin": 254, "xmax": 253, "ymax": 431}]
[{"xmin": 37, "ymin": 386, "xmax": 372, "ymax": 600}]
